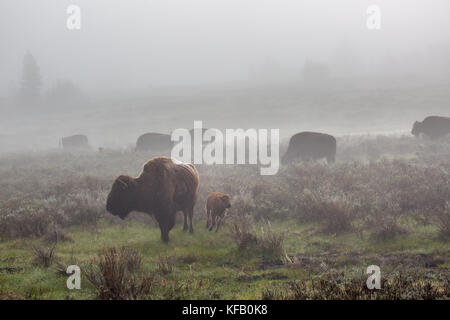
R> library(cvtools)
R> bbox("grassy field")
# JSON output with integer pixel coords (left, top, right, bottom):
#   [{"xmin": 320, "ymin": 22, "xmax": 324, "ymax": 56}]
[{"xmin": 0, "ymin": 135, "xmax": 449, "ymax": 299}]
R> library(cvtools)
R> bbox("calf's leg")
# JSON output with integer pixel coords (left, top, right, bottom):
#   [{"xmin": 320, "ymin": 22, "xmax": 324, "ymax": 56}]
[{"xmin": 209, "ymin": 214, "xmax": 216, "ymax": 232}]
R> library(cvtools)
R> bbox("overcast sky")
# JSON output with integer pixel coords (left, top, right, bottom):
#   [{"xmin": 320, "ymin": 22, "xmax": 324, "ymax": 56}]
[{"xmin": 1, "ymin": 0, "xmax": 450, "ymax": 95}]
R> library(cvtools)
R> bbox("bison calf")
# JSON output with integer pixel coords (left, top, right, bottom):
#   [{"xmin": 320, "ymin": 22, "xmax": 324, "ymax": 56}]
[{"xmin": 206, "ymin": 192, "xmax": 231, "ymax": 232}]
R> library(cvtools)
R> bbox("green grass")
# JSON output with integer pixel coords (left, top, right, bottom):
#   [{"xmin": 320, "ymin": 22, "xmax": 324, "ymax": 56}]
[{"xmin": 0, "ymin": 219, "xmax": 448, "ymax": 300}]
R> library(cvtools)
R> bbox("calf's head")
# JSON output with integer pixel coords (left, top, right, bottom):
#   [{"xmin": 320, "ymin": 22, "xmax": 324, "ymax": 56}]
[
  {"xmin": 221, "ymin": 194, "xmax": 232, "ymax": 209},
  {"xmin": 106, "ymin": 175, "xmax": 137, "ymax": 219}
]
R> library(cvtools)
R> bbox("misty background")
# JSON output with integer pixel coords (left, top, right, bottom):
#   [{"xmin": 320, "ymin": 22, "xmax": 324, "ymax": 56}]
[{"xmin": 0, "ymin": 0, "xmax": 449, "ymax": 152}]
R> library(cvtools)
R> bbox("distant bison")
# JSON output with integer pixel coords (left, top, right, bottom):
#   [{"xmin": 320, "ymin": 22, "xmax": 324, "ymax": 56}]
[
  {"xmin": 106, "ymin": 157, "xmax": 199, "ymax": 243},
  {"xmin": 282, "ymin": 132, "xmax": 336, "ymax": 164},
  {"xmin": 61, "ymin": 134, "xmax": 89, "ymax": 150},
  {"xmin": 135, "ymin": 133, "xmax": 173, "ymax": 152},
  {"xmin": 411, "ymin": 116, "xmax": 450, "ymax": 139},
  {"xmin": 205, "ymin": 192, "xmax": 231, "ymax": 232}
]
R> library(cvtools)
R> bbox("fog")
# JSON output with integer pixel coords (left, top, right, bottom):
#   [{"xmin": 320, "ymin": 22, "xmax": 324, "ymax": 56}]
[{"xmin": 0, "ymin": 0, "xmax": 450, "ymax": 152}]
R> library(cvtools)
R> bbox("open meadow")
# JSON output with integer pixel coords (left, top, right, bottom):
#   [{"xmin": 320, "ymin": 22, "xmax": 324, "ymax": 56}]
[{"xmin": 0, "ymin": 135, "xmax": 449, "ymax": 299}]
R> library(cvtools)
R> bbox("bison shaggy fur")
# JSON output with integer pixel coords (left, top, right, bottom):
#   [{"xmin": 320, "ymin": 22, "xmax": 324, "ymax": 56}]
[
  {"xmin": 106, "ymin": 157, "xmax": 199, "ymax": 242},
  {"xmin": 205, "ymin": 192, "xmax": 231, "ymax": 232}
]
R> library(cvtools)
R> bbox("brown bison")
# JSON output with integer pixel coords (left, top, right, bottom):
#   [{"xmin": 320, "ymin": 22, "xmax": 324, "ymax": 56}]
[
  {"xmin": 106, "ymin": 157, "xmax": 199, "ymax": 242},
  {"xmin": 135, "ymin": 132, "xmax": 173, "ymax": 152},
  {"xmin": 61, "ymin": 134, "xmax": 89, "ymax": 150},
  {"xmin": 282, "ymin": 132, "xmax": 336, "ymax": 164},
  {"xmin": 205, "ymin": 192, "xmax": 231, "ymax": 232},
  {"xmin": 411, "ymin": 116, "xmax": 450, "ymax": 139}
]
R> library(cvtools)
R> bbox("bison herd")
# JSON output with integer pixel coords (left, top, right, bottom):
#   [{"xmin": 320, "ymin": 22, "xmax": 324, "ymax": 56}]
[
  {"xmin": 62, "ymin": 116, "xmax": 450, "ymax": 161},
  {"xmin": 102, "ymin": 115, "xmax": 450, "ymax": 242}
]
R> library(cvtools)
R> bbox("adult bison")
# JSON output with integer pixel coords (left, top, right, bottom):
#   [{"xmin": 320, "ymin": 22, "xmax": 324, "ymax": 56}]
[
  {"xmin": 282, "ymin": 132, "xmax": 336, "ymax": 164},
  {"xmin": 411, "ymin": 116, "xmax": 450, "ymax": 139},
  {"xmin": 135, "ymin": 132, "xmax": 173, "ymax": 152},
  {"xmin": 106, "ymin": 157, "xmax": 199, "ymax": 242},
  {"xmin": 61, "ymin": 134, "xmax": 89, "ymax": 150}
]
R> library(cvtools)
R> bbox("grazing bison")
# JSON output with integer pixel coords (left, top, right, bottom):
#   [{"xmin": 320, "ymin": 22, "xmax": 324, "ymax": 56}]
[
  {"xmin": 411, "ymin": 116, "xmax": 450, "ymax": 139},
  {"xmin": 106, "ymin": 157, "xmax": 199, "ymax": 242},
  {"xmin": 135, "ymin": 132, "xmax": 173, "ymax": 152},
  {"xmin": 61, "ymin": 134, "xmax": 89, "ymax": 150},
  {"xmin": 282, "ymin": 132, "xmax": 336, "ymax": 164},
  {"xmin": 205, "ymin": 192, "xmax": 231, "ymax": 232}
]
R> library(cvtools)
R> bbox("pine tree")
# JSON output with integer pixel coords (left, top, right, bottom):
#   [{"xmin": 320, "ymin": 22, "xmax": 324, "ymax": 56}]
[{"xmin": 17, "ymin": 51, "xmax": 42, "ymax": 108}]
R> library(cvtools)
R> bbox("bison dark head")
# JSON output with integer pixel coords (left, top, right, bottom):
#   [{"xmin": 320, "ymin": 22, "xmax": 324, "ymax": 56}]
[
  {"xmin": 411, "ymin": 121, "xmax": 422, "ymax": 137},
  {"xmin": 106, "ymin": 175, "xmax": 137, "ymax": 219}
]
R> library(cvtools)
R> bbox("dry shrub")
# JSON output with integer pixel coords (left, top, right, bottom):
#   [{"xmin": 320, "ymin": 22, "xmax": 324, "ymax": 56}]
[
  {"xmin": 258, "ymin": 220, "xmax": 285, "ymax": 257},
  {"xmin": 0, "ymin": 191, "xmax": 105, "ymax": 240},
  {"xmin": 231, "ymin": 190, "xmax": 257, "ymax": 215},
  {"xmin": 43, "ymin": 225, "xmax": 73, "ymax": 244},
  {"xmin": 84, "ymin": 246, "xmax": 153, "ymax": 300},
  {"xmin": 297, "ymin": 190, "xmax": 355, "ymax": 234},
  {"xmin": 367, "ymin": 201, "xmax": 407, "ymax": 240},
  {"xmin": 228, "ymin": 215, "xmax": 285, "ymax": 262},
  {"xmin": 31, "ymin": 244, "xmax": 56, "ymax": 268},
  {"xmin": 227, "ymin": 214, "xmax": 257, "ymax": 250},
  {"xmin": 370, "ymin": 216, "xmax": 407, "ymax": 241}
]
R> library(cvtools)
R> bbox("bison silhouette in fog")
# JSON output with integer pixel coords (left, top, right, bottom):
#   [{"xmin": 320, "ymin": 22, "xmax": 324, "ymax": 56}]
[
  {"xmin": 282, "ymin": 132, "xmax": 336, "ymax": 164},
  {"xmin": 106, "ymin": 157, "xmax": 199, "ymax": 242},
  {"xmin": 411, "ymin": 116, "xmax": 450, "ymax": 139},
  {"xmin": 135, "ymin": 132, "xmax": 173, "ymax": 152},
  {"xmin": 206, "ymin": 192, "xmax": 231, "ymax": 232},
  {"xmin": 61, "ymin": 134, "xmax": 89, "ymax": 150}
]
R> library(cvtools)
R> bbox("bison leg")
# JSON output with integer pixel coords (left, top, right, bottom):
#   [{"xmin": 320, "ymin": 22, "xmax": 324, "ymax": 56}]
[
  {"xmin": 188, "ymin": 206, "xmax": 194, "ymax": 233},
  {"xmin": 215, "ymin": 215, "xmax": 224, "ymax": 232},
  {"xmin": 209, "ymin": 215, "xmax": 216, "ymax": 232},
  {"xmin": 159, "ymin": 221, "xmax": 170, "ymax": 243},
  {"xmin": 158, "ymin": 213, "xmax": 176, "ymax": 243},
  {"xmin": 183, "ymin": 211, "xmax": 188, "ymax": 232}
]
